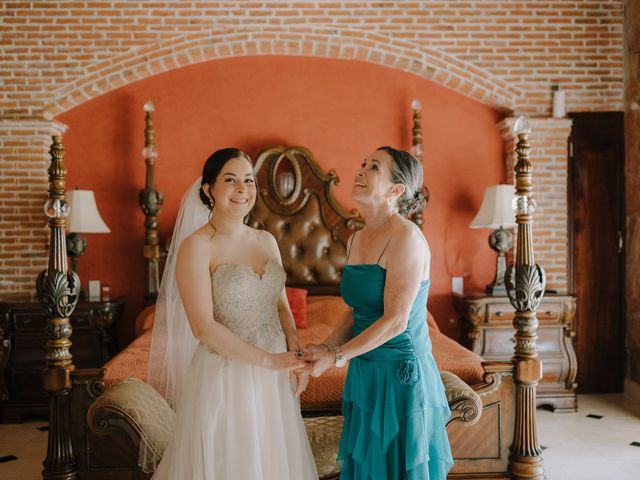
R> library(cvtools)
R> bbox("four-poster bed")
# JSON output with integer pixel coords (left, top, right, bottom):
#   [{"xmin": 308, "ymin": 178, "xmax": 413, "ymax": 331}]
[{"xmin": 37, "ymin": 107, "xmax": 545, "ymax": 479}]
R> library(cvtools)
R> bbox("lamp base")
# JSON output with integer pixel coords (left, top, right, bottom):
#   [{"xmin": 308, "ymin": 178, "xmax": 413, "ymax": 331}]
[
  {"xmin": 66, "ymin": 232, "xmax": 87, "ymax": 274},
  {"xmin": 485, "ymin": 283, "xmax": 508, "ymax": 296},
  {"xmin": 485, "ymin": 227, "xmax": 513, "ymax": 297}
]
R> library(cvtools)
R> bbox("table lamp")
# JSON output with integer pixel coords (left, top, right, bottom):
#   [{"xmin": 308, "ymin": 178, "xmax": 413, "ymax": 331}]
[
  {"xmin": 470, "ymin": 184, "xmax": 517, "ymax": 295},
  {"xmin": 66, "ymin": 189, "xmax": 110, "ymax": 274}
]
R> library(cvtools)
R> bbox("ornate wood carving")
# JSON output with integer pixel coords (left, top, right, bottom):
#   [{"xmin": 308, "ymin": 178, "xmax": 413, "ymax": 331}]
[
  {"xmin": 505, "ymin": 116, "xmax": 545, "ymax": 479},
  {"xmin": 442, "ymin": 370, "xmax": 483, "ymax": 426},
  {"xmin": 253, "ymin": 145, "xmax": 364, "ymax": 243},
  {"xmin": 410, "ymin": 100, "xmax": 425, "ymax": 229},
  {"xmin": 556, "ymin": 298, "xmax": 578, "ymax": 393},
  {"xmin": 38, "ymin": 135, "xmax": 80, "ymax": 480},
  {"xmin": 447, "ymin": 396, "xmax": 481, "ymax": 425},
  {"xmin": 139, "ymin": 102, "xmax": 164, "ymax": 306},
  {"xmin": 0, "ymin": 312, "xmax": 9, "ymax": 402}
]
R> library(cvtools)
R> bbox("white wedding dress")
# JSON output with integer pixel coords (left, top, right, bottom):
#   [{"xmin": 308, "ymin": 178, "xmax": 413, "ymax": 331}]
[{"xmin": 152, "ymin": 259, "xmax": 318, "ymax": 479}]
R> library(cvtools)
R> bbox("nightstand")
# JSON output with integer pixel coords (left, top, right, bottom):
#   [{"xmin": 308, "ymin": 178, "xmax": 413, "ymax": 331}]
[
  {"xmin": 0, "ymin": 296, "xmax": 124, "ymax": 422},
  {"xmin": 453, "ymin": 292, "xmax": 578, "ymax": 412}
]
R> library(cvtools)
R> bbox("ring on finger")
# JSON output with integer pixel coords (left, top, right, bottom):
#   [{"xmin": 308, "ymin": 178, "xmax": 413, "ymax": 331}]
[{"xmin": 295, "ymin": 349, "xmax": 304, "ymax": 360}]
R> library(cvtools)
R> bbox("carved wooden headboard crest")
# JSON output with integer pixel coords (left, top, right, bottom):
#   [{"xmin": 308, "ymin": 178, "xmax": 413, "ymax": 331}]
[{"xmin": 248, "ymin": 146, "xmax": 364, "ymax": 295}]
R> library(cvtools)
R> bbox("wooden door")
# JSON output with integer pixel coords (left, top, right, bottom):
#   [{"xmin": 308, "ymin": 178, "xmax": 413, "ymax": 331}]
[{"xmin": 569, "ymin": 112, "xmax": 625, "ymax": 393}]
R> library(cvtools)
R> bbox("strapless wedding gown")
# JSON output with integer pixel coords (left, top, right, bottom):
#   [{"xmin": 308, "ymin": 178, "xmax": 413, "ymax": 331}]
[{"xmin": 152, "ymin": 260, "xmax": 318, "ymax": 479}]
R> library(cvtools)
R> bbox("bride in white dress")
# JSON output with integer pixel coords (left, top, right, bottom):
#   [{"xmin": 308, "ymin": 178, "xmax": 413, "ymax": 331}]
[{"xmin": 145, "ymin": 148, "xmax": 318, "ymax": 479}]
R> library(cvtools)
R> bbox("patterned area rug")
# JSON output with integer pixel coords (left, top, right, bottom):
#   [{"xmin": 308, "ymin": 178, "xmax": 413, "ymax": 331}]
[{"xmin": 304, "ymin": 415, "xmax": 343, "ymax": 479}]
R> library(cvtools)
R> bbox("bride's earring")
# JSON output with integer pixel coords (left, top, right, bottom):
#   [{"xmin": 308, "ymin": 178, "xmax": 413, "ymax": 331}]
[
  {"xmin": 205, "ymin": 186, "xmax": 215, "ymax": 219},
  {"xmin": 208, "ymin": 201, "xmax": 215, "ymax": 219}
]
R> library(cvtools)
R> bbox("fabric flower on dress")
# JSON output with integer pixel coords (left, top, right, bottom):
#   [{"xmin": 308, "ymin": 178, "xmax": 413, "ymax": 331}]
[{"xmin": 397, "ymin": 359, "xmax": 419, "ymax": 385}]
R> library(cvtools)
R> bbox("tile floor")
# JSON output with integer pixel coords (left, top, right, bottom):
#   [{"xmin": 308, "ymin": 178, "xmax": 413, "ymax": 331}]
[
  {"xmin": 1, "ymin": 393, "xmax": 639, "ymax": 479},
  {"xmin": 537, "ymin": 393, "xmax": 640, "ymax": 480}
]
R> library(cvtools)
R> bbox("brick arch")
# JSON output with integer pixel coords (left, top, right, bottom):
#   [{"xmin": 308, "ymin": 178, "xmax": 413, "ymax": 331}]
[{"xmin": 46, "ymin": 26, "xmax": 522, "ymax": 117}]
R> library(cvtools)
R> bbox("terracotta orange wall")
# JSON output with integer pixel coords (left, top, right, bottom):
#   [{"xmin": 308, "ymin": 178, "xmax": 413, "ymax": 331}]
[{"xmin": 57, "ymin": 55, "xmax": 504, "ymax": 345}]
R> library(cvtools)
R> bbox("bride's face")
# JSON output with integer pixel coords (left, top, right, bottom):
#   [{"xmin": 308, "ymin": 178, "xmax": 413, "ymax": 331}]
[{"xmin": 208, "ymin": 155, "xmax": 256, "ymax": 217}]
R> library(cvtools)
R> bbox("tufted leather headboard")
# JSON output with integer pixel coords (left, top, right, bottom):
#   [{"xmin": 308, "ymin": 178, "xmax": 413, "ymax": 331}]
[{"xmin": 247, "ymin": 146, "xmax": 364, "ymax": 295}]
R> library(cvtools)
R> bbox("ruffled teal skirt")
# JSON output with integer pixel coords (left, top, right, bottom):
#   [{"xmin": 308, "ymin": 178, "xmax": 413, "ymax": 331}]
[{"xmin": 337, "ymin": 353, "xmax": 454, "ymax": 480}]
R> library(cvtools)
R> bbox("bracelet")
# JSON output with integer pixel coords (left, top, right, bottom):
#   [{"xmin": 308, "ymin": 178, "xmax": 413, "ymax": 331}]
[{"xmin": 321, "ymin": 342, "xmax": 334, "ymax": 352}]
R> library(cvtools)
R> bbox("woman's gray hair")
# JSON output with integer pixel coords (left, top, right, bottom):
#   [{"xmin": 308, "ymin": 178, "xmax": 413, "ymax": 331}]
[{"xmin": 377, "ymin": 146, "xmax": 429, "ymax": 217}]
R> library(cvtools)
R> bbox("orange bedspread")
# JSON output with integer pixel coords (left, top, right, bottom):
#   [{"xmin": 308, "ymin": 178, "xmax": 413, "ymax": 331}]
[{"xmin": 104, "ymin": 297, "xmax": 485, "ymax": 405}]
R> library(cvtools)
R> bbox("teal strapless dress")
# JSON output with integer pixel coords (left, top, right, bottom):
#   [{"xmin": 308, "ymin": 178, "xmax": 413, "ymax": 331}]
[{"xmin": 337, "ymin": 264, "xmax": 454, "ymax": 480}]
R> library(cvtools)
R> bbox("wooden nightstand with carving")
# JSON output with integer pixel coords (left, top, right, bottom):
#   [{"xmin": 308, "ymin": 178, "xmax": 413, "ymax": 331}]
[
  {"xmin": 0, "ymin": 296, "xmax": 124, "ymax": 423},
  {"xmin": 453, "ymin": 292, "xmax": 578, "ymax": 412}
]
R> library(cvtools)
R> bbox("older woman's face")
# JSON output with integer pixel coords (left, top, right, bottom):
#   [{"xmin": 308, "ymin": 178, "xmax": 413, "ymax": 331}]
[{"xmin": 351, "ymin": 149, "xmax": 397, "ymax": 205}]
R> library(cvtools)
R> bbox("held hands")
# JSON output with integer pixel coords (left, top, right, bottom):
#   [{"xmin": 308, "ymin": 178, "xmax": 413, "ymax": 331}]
[
  {"xmin": 301, "ymin": 344, "xmax": 336, "ymax": 378},
  {"xmin": 263, "ymin": 350, "xmax": 311, "ymax": 398},
  {"xmin": 262, "ymin": 345, "xmax": 337, "ymax": 397},
  {"xmin": 263, "ymin": 351, "xmax": 307, "ymax": 371}
]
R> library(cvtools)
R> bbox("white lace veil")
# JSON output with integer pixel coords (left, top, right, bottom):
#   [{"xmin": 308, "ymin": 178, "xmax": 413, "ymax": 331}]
[{"xmin": 140, "ymin": 177, "xmax": 209, "ymax": 472}]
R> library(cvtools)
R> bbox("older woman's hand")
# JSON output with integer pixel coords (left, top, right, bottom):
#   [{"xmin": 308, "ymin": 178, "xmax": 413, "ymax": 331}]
[
  {"xmin": 302, "ymin": 350, "xmax": 335, "ymax": 377},
  {"xmin": 302, "ymin": 343, "xmax": 329, "ymax": 353}
]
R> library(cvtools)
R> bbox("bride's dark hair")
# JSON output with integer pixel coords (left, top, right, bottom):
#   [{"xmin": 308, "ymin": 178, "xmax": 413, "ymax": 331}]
[{"xmin": 199, "ymin": 148, "xmax": 251, "ymax": 210}]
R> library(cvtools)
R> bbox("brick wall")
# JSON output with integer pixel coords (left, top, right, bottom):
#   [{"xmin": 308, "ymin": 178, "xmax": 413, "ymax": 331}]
[
  {"xmin": 1, "ymin": 1, "xmax": 625, "ymax": 119},
  {"xmin": 0, "ymin": 120, "xmax": 66, "ymax": 295},
  {"xmin": 0, "ymin": 1, "xmax": 625, "ymax": 298}
]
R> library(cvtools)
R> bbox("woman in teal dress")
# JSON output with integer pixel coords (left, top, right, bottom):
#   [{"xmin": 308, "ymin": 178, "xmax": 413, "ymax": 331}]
[{"xmin": 304, "ymin": 146, "xmax": 453, "ymax": 479}]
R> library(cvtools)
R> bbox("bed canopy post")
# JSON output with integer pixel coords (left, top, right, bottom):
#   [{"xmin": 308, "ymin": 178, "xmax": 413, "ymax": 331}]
[
  {"xmin": 139, "ymin": 101, "xmax": 163, "ymax": 305},
  {"xmin": 37, "ymin": 135, "xmax": 81, "ymax": 479},
  {"xmin": 505, "ymin": 115, "xmax": 546, "ymax": 479},
  {"xmin": 410, "ymin": 99, "xmax": 424, "ymax": 229}
]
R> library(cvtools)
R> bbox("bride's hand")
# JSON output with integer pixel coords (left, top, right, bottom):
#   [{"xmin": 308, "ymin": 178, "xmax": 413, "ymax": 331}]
[
  {"xmin": 291, "ymin": 368, "xmax": 310, "ymax": 398},
  {"xmin": 263, "ymin": 351, "xmax": 307, "ymax": 371}
]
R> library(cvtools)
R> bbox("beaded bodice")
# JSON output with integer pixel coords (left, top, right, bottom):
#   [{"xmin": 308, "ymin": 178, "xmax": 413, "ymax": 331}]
[{"xmin": 210, "ymin": 259, "xmax": 286, "ymax": 353}]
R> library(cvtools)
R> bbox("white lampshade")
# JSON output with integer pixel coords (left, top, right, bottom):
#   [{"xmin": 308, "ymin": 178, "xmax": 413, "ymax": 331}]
[
  {"xmin": 470, "ymin": 185, "xmax": 517, "ymax": 229},
  {"xmin": 67, "ymin": 190, "xmax": 110, "ymax": 233}
]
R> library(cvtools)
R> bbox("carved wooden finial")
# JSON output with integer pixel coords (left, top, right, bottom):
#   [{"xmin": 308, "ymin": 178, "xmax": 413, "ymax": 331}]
[
  {"xmin": 410, "ymin": 100, "xmax": 425, "ymax": 229},
  {"xmin": 139, "ymin": 101, "xmax": 164, "ymax": 305},
  {"xmin": 38, "ymin": 135, "xmax": 80, "ymax": 479},
  {"xmin": 505, "ymin": 115, "xmax": 545, "ymax": 480},
  {"xmin": 411, "ymin": 99, "xmax": 423, "ymax": 161}
]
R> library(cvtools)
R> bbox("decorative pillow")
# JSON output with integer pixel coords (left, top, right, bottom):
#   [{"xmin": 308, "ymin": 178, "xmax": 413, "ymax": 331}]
[
  {"xmin": 135, "ymin": 305, "xmax": 156, "ymax": 337},
  {"xmin": 286, "ymin": 287, "xmax": 308, "ymax": 328}
]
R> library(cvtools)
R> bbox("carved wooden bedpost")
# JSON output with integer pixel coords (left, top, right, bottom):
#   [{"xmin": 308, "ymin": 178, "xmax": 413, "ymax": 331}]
[
  {"xmin": 505, "ymin": 115, "xmax": 546, "ymax": 479},
  {"xmin": 410, "ymin": 99, "xmax": 425, "ymax": 229},
  {"xmin": 37, "ymin": 135, "xmax": 81, "ymax": 479},
  {"xmin": 138, "ymin": 101, "xmax": 163, "ymax": 305}
]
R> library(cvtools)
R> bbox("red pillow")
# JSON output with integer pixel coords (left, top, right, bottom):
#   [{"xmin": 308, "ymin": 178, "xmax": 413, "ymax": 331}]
[{"xmin": 286, "ymin": 287, "xmax": 308, "ymax": 328}]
